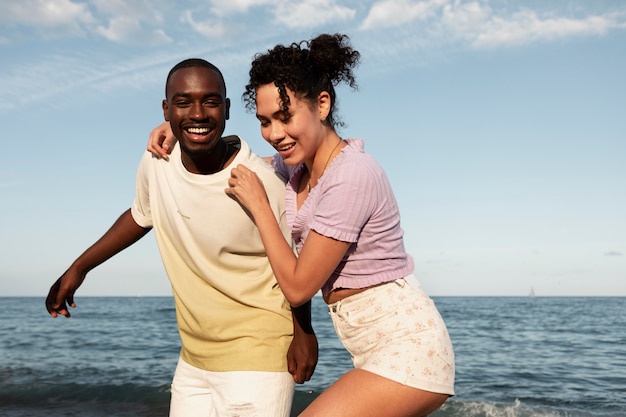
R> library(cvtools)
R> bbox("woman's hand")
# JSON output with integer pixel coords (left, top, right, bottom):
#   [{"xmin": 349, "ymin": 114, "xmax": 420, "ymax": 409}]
[
  {"xmin": 226, "ymin": 164, "xmax": 271, "ymax": 217},
  {"xmin": 147, "ymin": 121, "xmax": 176, "ymax": 160}
]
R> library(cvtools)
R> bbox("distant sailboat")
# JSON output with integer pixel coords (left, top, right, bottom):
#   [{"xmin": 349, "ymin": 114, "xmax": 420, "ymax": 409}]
[{"xmin": 529, "ymin": 286, "xmax": 536, "ymax": 297}]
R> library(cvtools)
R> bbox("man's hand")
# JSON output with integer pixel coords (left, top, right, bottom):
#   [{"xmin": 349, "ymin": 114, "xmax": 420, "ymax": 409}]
[
  {"xmin": 288, "ymin": 300, "xmax": 318, "ymax": 383},
  {"xmin": 45, "ymin": 268, "xmax": 85, "ymax": 318},
  {"xmin": 287, "ymin": 329, "xmax": 318, "ymax": 384}
]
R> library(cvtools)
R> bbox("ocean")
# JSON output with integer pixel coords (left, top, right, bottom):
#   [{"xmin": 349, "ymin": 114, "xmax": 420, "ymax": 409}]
[{"xmin": 1, "ymin": 296, "xmax": 624, "ymax": 417}]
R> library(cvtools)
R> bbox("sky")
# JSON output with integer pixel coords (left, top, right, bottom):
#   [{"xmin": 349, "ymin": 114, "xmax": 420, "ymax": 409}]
[{"xmin": 1, "ymin": 0, "xmax": 624, "ymax": 297}]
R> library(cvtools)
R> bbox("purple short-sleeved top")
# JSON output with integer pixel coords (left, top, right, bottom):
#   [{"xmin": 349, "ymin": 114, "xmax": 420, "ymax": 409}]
[{"xmin": 273, "ymin": 139, "xmax": 415, "ymax": 297}]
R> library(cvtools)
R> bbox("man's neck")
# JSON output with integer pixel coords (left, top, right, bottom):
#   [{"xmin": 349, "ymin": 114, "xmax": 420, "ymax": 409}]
[{"xmin": 181, "ymin": 139, "xmax": 232, "ymax": 175}]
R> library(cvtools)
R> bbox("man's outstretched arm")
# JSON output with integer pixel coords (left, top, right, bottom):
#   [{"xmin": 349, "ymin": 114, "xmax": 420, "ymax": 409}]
[{"xmin": 46, "ymin": 209, "xmax": 151, "ymax": 318}]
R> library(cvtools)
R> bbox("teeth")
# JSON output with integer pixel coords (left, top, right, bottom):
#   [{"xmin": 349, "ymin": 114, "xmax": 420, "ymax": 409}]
[
  {"xmin": 187, "ymin": 127, "xmax": 209, "ymax": 134},
  {"xmin": 276, "ymin": 143, "xmax": 294, "ymax": 151}
]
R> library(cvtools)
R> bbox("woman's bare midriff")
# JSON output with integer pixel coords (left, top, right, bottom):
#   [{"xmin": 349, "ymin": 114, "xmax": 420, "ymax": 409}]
[
  {"xmin": 323, "ymin": 280, "xmax": 396, "ymax": 304},
  {"xmin": 323, "ymin": 287, "xmax": 370, "ymax": 304}
]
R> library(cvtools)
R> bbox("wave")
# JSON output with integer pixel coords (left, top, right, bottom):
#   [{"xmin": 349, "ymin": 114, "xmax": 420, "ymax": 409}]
[
  {"xmin": 431, "ymin": 398, "xmax": 624, "ymax": 417},
  {"xmin": 0, "ymin": 381, "xmax": 169, "ymax": 406},
  {"xmin": 1, "ymin": 385, "xmax": 620, "ymax": 417},
  {"xmin": 293, "ymin": 392, "xmax": 625, "ymax": 417}
]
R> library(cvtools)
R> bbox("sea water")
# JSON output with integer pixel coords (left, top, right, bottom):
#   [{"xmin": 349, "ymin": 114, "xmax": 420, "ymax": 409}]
[{"xmin": 0, "ymin": 296, "xmax": 624, "ymax": 416}]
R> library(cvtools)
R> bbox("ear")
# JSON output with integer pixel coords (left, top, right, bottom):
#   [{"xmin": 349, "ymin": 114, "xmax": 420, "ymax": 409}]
[
  {"xmin": 162, "ymin": 99, "xmax": 170, "ymax": 122},
  {"xmin": 318, "ymin": 91, "xmax": 331, "ymax": 121},
  {"xmin": 225, "ymin": 97, "xmax": 231, "ymax": 120}
]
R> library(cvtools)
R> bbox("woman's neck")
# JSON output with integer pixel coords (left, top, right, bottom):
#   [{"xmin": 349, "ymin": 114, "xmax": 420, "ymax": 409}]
[{"xmin": 305, "ymin": 134, "xmax": 345, "ymax": 191}]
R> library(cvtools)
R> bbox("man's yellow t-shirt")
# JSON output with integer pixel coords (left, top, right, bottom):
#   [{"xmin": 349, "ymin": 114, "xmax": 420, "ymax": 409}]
[{"xmin": 131, "ymin": 136, "xmax": 293, "ymax": 372}]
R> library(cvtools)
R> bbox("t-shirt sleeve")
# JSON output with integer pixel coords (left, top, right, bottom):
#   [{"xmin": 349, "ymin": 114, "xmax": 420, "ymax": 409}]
[
  {"xmin": 309, "ymin": 160, "xmax": 379, "ymax": 243},
  {"xmin": 130, "ymin": 152, "xmax": 153, "ymax": 228}
]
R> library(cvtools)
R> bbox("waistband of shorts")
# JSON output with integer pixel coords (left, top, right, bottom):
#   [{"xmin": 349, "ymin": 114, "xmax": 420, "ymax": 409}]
[{"xmin": 328, "ymin": 274, "xmax": 421, "ymax": 313}]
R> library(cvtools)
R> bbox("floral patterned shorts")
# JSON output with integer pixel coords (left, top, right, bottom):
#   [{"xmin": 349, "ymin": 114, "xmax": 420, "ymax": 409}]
[{"xmin": 327, "ymin": 275, "xmax": 455, "ymax": 395}]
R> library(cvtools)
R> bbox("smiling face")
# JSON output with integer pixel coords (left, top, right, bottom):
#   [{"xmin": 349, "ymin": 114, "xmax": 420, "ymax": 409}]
[
  {"xmin": 162, "ymin": 66, "xmax": 230, "ymax": 171},
  {"xmin": 255, "ymin": 83, "xmax": 330, "ymax": 166}
]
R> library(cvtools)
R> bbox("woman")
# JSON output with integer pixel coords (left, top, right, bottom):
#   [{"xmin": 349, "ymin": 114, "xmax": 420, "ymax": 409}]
[{"xmin": 150, "ymin": 34, "xmax": 454, "ymax": 417}]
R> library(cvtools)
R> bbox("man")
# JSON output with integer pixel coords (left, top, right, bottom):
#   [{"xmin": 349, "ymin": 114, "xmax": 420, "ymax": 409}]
[{"xmin": 46, "ymin": 58, "xmax": 317, "ymax": 417}]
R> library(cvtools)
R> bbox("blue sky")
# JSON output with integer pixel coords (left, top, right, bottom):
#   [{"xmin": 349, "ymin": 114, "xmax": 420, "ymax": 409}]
[{"xmin": 1, "ymin": 0, "xmax": 624, "ymax": 297}]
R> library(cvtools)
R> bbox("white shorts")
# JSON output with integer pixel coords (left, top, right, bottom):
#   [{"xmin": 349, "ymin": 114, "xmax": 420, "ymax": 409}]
[
  {"xmin": 169, "ymin": 357, "xmax": 295, "ymax": 417},
  {"xmin": 328, "ymin": 275, "xmax": 455, "ymax": 395}
]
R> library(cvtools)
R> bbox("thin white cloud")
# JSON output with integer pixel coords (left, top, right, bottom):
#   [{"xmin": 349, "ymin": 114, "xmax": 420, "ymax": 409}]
[
  {"xmin": 181, "ymin": 11, "xmax": 231, "ymax": 39},
  {"xmin": 604, "ymin": 251, "xmax": 623, "ymax": 257},
  {"xmin": 0, "ymin": 0, "xmax": 95, "ymax": 34},
  {"xmin": 472, "ymin": 10, "xmax": 619, "ymax": 48},
  {"xmin": 0, "ymin": 40, "xmax": 259, "ymax": 111},
  {"xmin": 359, "ymin": 1, "xmax": 626, "ymax": 50},
  {"xmin": 208, "ymin": 0, "xmax": 276, "ymax": 16},
  {"xmin": 361, "ymin": 0, "xmax": 447, "ymax": 29},
  {"xmin": 95, "ymin": 16, "xmax": 172, "ymax": 44},
  {"xmin": 188, "ymin": 0, "xmax": 356, "ymax": 34},
  {"xmin": 3, "ymin": 1, "xmax": 626, "ymax": 110},
  {"xmin": 90, "ymin": 0, "xmax": 171, "ymax": 44},
  {"xmin": 0, "ymin": 50, "xmax": 166, "ymax": 111},
  {"xmin": 275, "ymin": 0, "xmax": 356, "ymax": 29},
  {"xmin": 440, "ymin": 1, "xmax": 492, "ymax": 35},
  {"xmin": 90, "ymin": 0, "xmax": 165, "ymax": 24},
  {"xmin": 95, "ymin": 16, "xmax": 139, "ymax": 41},
  {"xmin": 0, "ymin": 0, "xmax": 172, "ymax": 44}
]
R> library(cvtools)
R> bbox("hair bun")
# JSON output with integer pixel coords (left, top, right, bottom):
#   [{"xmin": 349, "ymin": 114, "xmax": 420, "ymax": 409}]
[{"xmin": 308, "ymin": 34, "xmax": 360, "ymax": 88}]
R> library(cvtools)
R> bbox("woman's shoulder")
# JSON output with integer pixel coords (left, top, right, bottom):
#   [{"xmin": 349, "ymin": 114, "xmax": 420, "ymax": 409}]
[
  {"xmin": 320, "ymin": 141, "xmax": 383, "ymax": 192},
  {"xmin": 339, "ymin": 139, "xmax": 384, "ymax": 173}
]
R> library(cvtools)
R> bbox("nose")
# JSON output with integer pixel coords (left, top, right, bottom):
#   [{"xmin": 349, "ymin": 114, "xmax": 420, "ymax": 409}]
[
  {"xmin": 268, "ymin": 121, "xmax": 285, "ymax": 142},
  {"xmin": 189, "ymin": 102, "xmax": 206, "ymax": 120}
]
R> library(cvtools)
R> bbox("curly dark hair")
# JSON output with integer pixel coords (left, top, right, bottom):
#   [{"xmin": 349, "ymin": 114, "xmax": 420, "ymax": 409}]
[{"xmin": 243, "ymin": 33, "xmax": 360, "ymax": 129}]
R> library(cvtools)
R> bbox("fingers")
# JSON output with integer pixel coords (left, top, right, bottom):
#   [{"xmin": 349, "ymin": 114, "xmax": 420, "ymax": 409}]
[
  {"xmin": 45, "ymin": 279, "xmax": 76, "ymax": 318},
  {"xmin": 158, "ymin": 143, "xmax": 171, "ymax": 161},
  {"xmin": 45, "ymin": 295, "xmax": 70, "ymax": 318},
  {"xmin": 228, "ymin": 165, "xmax": 260, "ymax": 187},
  {"xmin": 67, "ymin": 294, "xmax": 76, "ymax": 309},
  {"xmin": 45, "ymin": 294, "xmax": 59, "ymax": 318},
  {"xmin": 147, "ymin": 141, "xmax": 170, "ymax": 161},
  {"xmin": 163, "ymin": 137, "xmax": 176, "ymax": 155},
  {"xmin": 225, "ymin": 165, "xmax": 249, "ymax": 194},
  {"xmin": 224, "ymin": 166, "xmax": 271, "ymax": 217},
  {"xmin": 288, "ymin": 363, "xmax": 305, "ymax": 384},
  {"xmin": 45, "ymin": 284, "xmax": 61, "ymax": 317},
  {"xmin": 301, "ymin": 362, "xmax": 315, "ymax": 382},
  {"xmin": 147, "ymin": 121, "xmax": 174, "ymax": 161},
  {"xmin": 287, "ymin": 352, "xmax": 316, "ymax": 384},
  {"xmin": 290, "ymin": 364, "xmax": 314, "ymax": 384},
  {"xmin": 53, "ymin": 294, "xmax": 72, "ymax": 318},
  {"xmin": 229, "ymin": 164, "xmax": 249, "ymax": 178}
]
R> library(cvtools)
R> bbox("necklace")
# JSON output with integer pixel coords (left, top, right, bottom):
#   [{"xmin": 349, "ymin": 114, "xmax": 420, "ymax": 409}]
[{"xmin": 307, "ymin": 139, "xmax": 343, "ymax": 192}]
